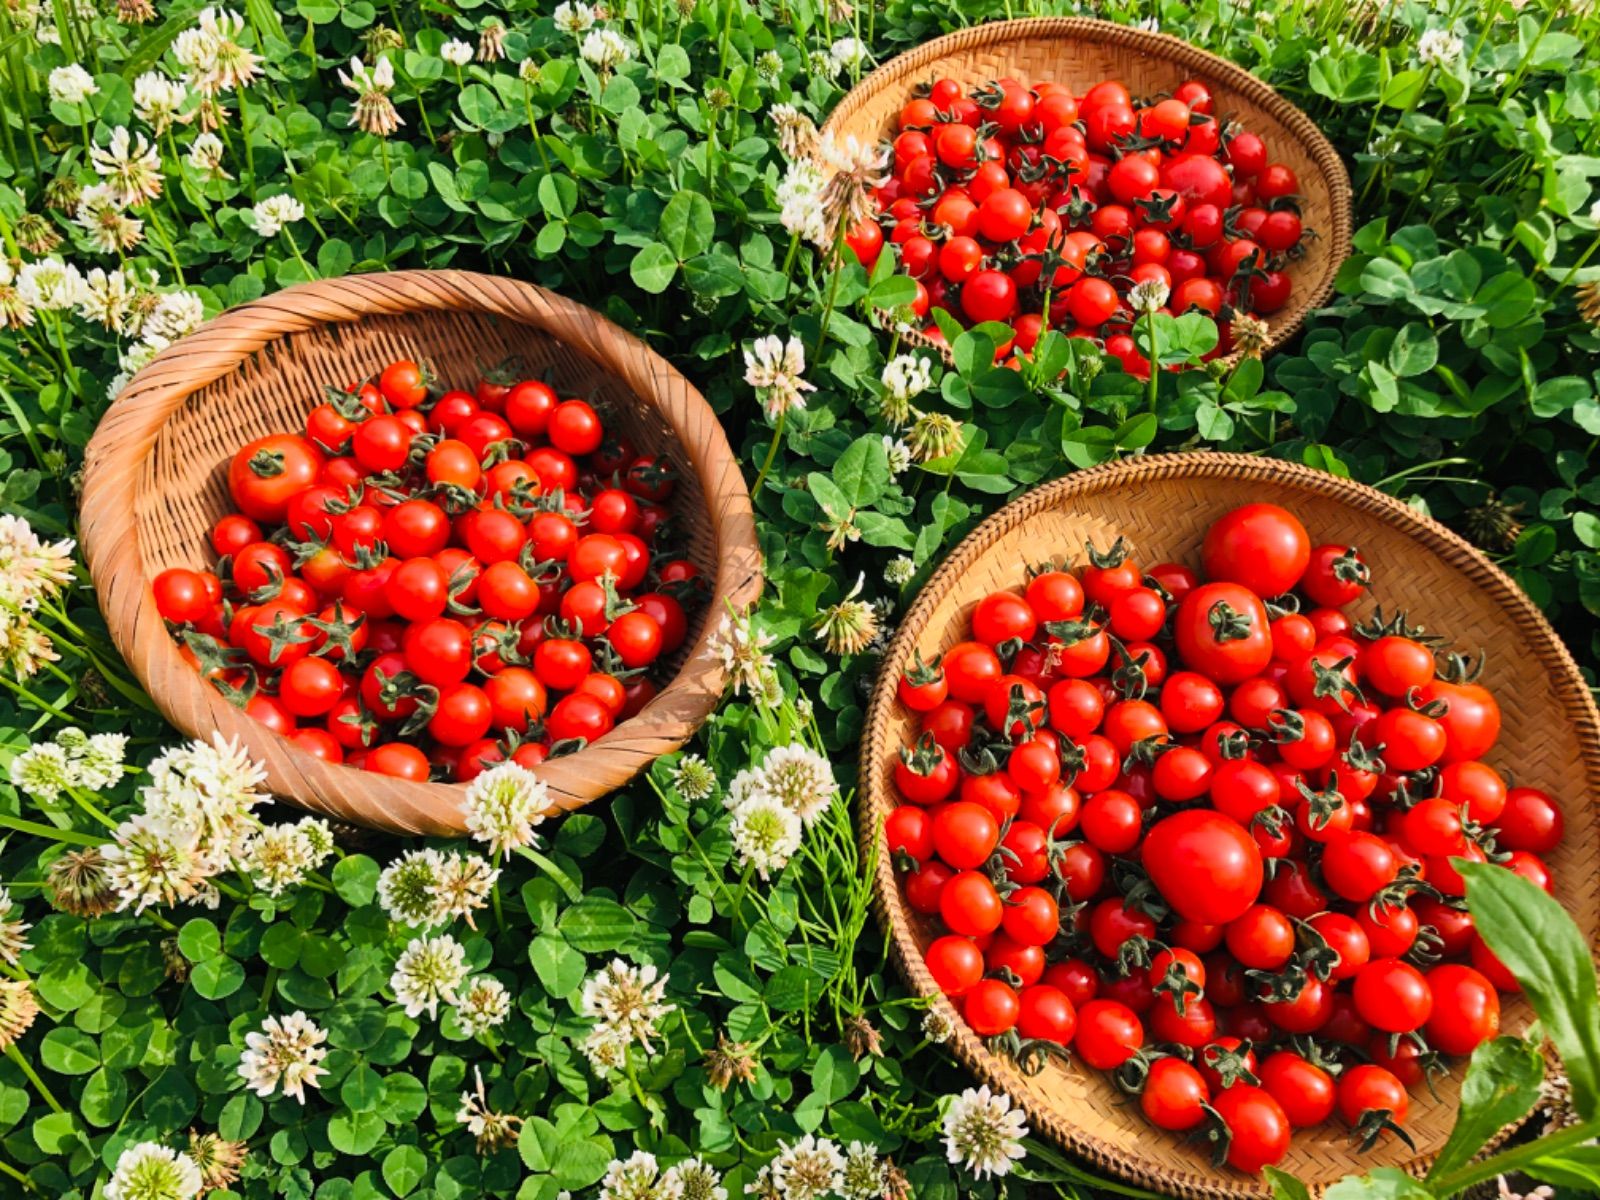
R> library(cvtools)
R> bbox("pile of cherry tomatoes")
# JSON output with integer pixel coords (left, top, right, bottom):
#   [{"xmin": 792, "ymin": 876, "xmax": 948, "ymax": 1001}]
[
  {"xmin": 151, "ymin": 358, "xmax": 701, "ymax": 783},
  {"xmin": 888, "ymin": 503, "xmax": 1562, "ymax": 1172},
  {"xmin": 849, "ymin": 74, "xmax": 1309, "ymax": 374}
]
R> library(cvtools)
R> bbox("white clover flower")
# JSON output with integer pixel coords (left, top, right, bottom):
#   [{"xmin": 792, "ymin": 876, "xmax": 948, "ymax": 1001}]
[
  {"xmin": 827, "ymin": 36, "xmax": 869, "ymax": 74},
  {"xmin": 743, "ymin": 333, "xmax": 815, "ymax": 420},
  {"xmin": 518, "ymin": 58, "xmax": 540, "ymax": 83},
  {"xmin": 1418, "ymin": 28, "xmax": 1464, "ymax": 66},
  {"xmin": 769, "ymin": 102, "xmax": 820, "ymax": 161},
  {"xmin": 75, "ymin": 183, "xmax": 145, "ymax": 254},
  {"xmin": 1589, "ymin": 199, "xmax": 1600, "ymax": 224},
  {"xmin": 599, "ymin": 1151, "xmax": 672, "ymax": 1200},
  {"xmin": 814, "ymin": 572, "xmax": 879, "ymax": 656},
  {"xmin": 103, "ymin": 813, "xmax": 220, "ymax": 913},
  {"xmin": 461, "ymin": 762, "xmax": 547, "ymax": 857},
  {"xmin": 582, "ymin": 1023, "xmax": 631, "ymax": 1073},
  {"xmin": 942, "ymin": 1085, "xmax": 1028, "ymax": 1179},
  {"xmin": 8, "ymin": 742, "xmax": 75, "ymax": 802},
  {"xmin": 707, "ymin": 609, "xmax": 779, "ymax": 703},
  {"xmin": 884, "ymin": 555, "xmax": 916, "ymax": 586},
  {"xmin": 758, "ymin": 743, "xmax": 838, "ymax": 828},
  {"xmin": 77, "ymin": 267, "xmax": 135, "ymax": 331},
  {"xmin": 133, "ymin": 71, "xmax": 189, "ymax": 134},
  {"xmin": 104, "ymin": 1141, "xmax": 202, "ymax": 1200},
  {"xmin": 729, "ymin": 791, "xmax": 802, "ymax": 880},
  {"xmin": 922, "ymin": 1005, "xmax": 955, "ymax": 1043},
  {"xmin": 0, "ymin": 621, "xmax": 60, "ymax": 680},
  {"xmin": 1135, "ymin": 14, "xmax": 1160, "ymax": 30},
  {"xmin": 141, "ymin": 734, "xmax": 269, "ymax": 864},
  {"xmin": 377, "ymin": 847, "xmax": 448, "ymax": 927},
  {"xmin": 882, "ymin": 435, "xmax": 912, "ymax": 477},
  {"xmin": 579, "ymin": 28, "xmax": 632, "ymax": 71},
  {"xmin": 553, "ymin": 1, "xmax": 597, "ymax": 34},
  {"xmin": 770, "ymin": 1135, "xmax": 846, "ymax": 1200},
  {"xmin": 457, "ymin": 1066, "xmax": 523, "ymax": 1151},
  {"xmin": 339, "ymin": 55, "xmax": 403, "ymax": 136},
  {"xmin": 91, "ymin": 125, "xmax": 165, "ymax": 208},
  {"xmin": 664, "ymin": 1157, "xmax": 726, "ymax": 1200},
  {"xmin": 0, "ymin": 514, "xmax": 73, "ymax": 609},
  {"xmin": 838, "ymin": 1142, "xmax": 886, "ymax": 1200},
  {"xmin": 75, "ymin": 732, "xmax": 130, "ymax": 791},
  {"xmin": 17, "ymin": 257, "xmax": 87, "ymax": 312},
  {"xmin": 245, "ymin": 194, "xmax": 305, "ymax": 237},
  {"xmin": 0, "ymin": 887, "xmax": 32, "ymax": 967},
  {"xmin": 454, "ymin": 975, "xmax": 512, "ymax": 1036},
  {"xmin": 238, "ymin": 1011, "xmax": 328, "ymax": 1103},
  {"xmin": 440, "ymin": 38, "xmax": 474, "ymax": 66},
  {"xmin": 723, "ymin": 765, "xmax": 765, "ymax": 812},
  {"xmin": 1128, "ymin": 277, "xmax": 1170, "ymax": 315},
  {"xmin": 908, "ymin": 407, "xmax": 964, "ymax": 463},
  {"xmin": 581, "ymin": 958, "xmax": 674, "ymax": 1059},
  {"xmin": 0, "ymin": 258, "xmax": 33, "ymax": 331},
  {"xmin": 241, "ymin": 821, "xmax": 324, "ymax": 897},
  {"xmin": 143, "ymin": 289, "xmax": 206, "ymax": 341},
  {"xmin": 187, "ymin": 132, "xmax": 230, "ymax": 179},
  {"xmin": 881, "ymin": 352, "xmax": 934, "ymax": 414},
  {"xmin": 776, "ymin": 158, "xmax": 828, "ymax": 248},
  {"xmin": 48, "ymin": 64, "xmax": 98, "ymax": 105},
  {"xmin": 390, "ymin": 933, "xmax": 468, "ymax": 1019},
  {"xmin": 432, "ymin": 851, "xmax": 499, "ymax": 928},
  {"xmin": 670, "ymin": 753, "xmax": 717, "ymax": 802},
  {"xmin": 815, "ymin": 131, "xmax": 889, "ymax": 236},
  {"xmin": 179, "ymin": 8, "xmax": 262, "ymax": 95}
]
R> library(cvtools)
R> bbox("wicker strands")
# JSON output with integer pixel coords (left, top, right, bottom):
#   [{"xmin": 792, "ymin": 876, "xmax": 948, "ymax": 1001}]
[
  {"xmin": 80, "ymin": 270, "xmax": 763, "ymax": 835},
  {"xmin": 821, "ymin": 18, "xmax": 1353, "ymax": 366},
  {"xmin": 859, "ymin": 453, "xmax": 1600, "ymax": 1198}
]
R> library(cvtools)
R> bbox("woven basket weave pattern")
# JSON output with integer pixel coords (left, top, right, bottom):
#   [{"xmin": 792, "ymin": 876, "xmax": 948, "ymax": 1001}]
[
  {"xmin": 81, "ymin": 271, "xmax": 763, "ymax": 835},
  {"xmin": 821, "ymin": 18, "xmax": 1353, "ymax": 366},
  {"xmin": 859, "ymin": 453, "xmax": 1600, "ymax": 1198}
]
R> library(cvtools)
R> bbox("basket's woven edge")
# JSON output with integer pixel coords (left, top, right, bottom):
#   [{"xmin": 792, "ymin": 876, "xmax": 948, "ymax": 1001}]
[
  {"xmin": 820, "ymin": 17, "xmax": 1354, "ymax": 369},
  {"xmin": 857, "ymin": 451, "xmax": 1600, "ymax": 1200},
  {"xmin": 80, "ymin": 269, "xmax": 763, "ymax": 835}
]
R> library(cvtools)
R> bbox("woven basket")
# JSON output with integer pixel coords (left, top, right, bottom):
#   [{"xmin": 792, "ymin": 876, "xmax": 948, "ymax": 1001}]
[
  {"xmin": 822, "ymin": 18, "xmax": 1352, "ymax": 366},
  {"xmin": 80, "ymin": 270, "xmax": 763, "ymax": 835},
  {"xmin": 859, "ymin": 453, "xmax": 1600, "ymax": 1197}
]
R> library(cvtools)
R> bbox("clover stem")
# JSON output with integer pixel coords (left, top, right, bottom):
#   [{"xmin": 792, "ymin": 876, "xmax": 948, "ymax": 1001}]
[
  {"xmin": 5, "ymin": 1045, "xmax": 65, "ymax": 1115},
  {"xmin": 750, "ymin": 406, "xmax": 785, "ymax": 499}
]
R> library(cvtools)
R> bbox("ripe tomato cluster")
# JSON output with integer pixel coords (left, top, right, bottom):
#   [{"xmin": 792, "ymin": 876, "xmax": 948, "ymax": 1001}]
[
  {"xmin": 151, "ymin": 358, "xmax": 701, "ymax": 783},
  {"xmin": 855, "ymin": 75, "xmax": 1308, "ymax": 373},
  {"xmin": 889, "ymin": 503, "xmax": 1562, "ymax": 1172}
]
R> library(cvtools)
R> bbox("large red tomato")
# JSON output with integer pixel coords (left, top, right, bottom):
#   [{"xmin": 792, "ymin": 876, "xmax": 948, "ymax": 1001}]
[
  {"xmin": 228, "ymin": 434, "xmax": 325, "ymax": 523},
  {"xmin": 1141, "ymin": 809, "xmax": 1264, "ymax": 926},
  {"xmin": 1174, "ymin": 582, "xmax": 1273, "ymax": 684},
  {"xmin": 1201, "ymin": 503, "xmax": 1310, "ymax": 598}
]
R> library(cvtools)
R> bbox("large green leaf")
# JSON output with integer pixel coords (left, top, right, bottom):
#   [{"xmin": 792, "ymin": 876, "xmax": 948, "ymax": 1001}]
[{"xmin": 1462, "ymin": 862, "xmax": 1600, "ymax": 1119}]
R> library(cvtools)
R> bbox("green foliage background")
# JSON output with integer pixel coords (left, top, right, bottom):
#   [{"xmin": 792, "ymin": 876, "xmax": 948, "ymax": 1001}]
[{"xmin": 1, "ymin": 0, "xmax": 1600, "ymax": 1196}]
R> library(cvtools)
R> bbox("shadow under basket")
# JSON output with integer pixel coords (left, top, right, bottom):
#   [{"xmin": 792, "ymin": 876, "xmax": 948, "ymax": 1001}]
[
  {"xmin": 81, "ymin": 270, "xmax": 763, "ymax": 835},
  {"xmin": 822, "ymin": 17, "xmax": 1354, "ymax": 367},
  {"xmin": 859, "ymin": 452, "xmax": 1600, "ymax": 1198}
]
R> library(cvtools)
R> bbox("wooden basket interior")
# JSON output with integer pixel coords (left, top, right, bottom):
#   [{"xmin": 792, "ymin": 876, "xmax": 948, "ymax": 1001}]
[
  {"xmin": 823, "ymin": 19, "xmax": 1351, "ymax": 362},
  {"xmin": 865, "ymin": 463, "xmax": 1598, "ymax": 1197},
  {"xmin": 138, "ymin": 309, "xmax": 716, "ymax": 679}
]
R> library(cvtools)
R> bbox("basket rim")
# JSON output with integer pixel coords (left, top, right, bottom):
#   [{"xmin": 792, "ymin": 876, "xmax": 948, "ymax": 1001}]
[
  {"xmin": 79, "ymin": 268, "xmax": 763, "ymax": 835},
  {"xmin": 820, "ymin": 16, "xmax": 1355, "ymax": 369},
  {"xmin": 857, "ymin": 451, "xmax": 1600, "ymax": 1198}
]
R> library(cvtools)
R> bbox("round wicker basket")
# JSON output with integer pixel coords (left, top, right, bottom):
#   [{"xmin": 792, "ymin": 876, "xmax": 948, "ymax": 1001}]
[
  {"xmin": 822, "ymin": 18, "xmax": 1353, "ymax": 366},
  {"xmin": 80, "ymin": 270, "xmax": 763, "ymax": 835},
  {"xmin": 859, "ymin": 453, "xmax": 1600, "ymax": 1197}
]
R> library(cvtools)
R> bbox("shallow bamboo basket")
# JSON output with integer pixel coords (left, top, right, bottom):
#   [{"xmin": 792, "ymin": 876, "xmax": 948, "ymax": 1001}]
[
  {"xmin": 80, "ymin": 270, "xmax": 763, "ymax": 835},
  {"xmin": 822, "ymin": 18, "xmax": 1353, "ymax": 366},
  {"xmin": 859, "ymin": 453, "xmax": 1600, "ymax": 1197}
]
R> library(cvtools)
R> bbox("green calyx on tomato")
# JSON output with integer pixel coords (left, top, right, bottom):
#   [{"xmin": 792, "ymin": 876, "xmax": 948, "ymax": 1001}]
[{"xmin": 1206, "ymin": 598, "xmax": 1255, "ymax": 644}]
